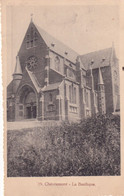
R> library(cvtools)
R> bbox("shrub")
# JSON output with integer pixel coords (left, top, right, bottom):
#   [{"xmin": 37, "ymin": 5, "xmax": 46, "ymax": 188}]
[{"xmin": 7, "ymin": 113, "xmax": 120, "ymax": 176}]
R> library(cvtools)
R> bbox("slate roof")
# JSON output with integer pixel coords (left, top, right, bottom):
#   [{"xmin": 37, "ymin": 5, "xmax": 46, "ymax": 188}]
[
  {"xmin": 36, "ymin": 24, "xmax": 79, "ymax": 64},
  {"xmin": 42, "ymin": 82, "xmax": 61, "ymax": 92},
  {"xmin": 79, "ymin": 47, "xmax": 113, "ymax": 70}
]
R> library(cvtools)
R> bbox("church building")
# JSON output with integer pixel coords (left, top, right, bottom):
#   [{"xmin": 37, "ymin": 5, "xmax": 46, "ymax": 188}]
[{"xmin": 7, "ymin": 19, "xmax": 120, "ymax": 121}]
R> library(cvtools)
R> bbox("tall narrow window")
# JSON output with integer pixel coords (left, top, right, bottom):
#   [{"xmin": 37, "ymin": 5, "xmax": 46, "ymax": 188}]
[
  {"xmin": 49, "ymin": 93, "xmax": 52, "ymax": 102},
  {"xmin": 30, "ymin": 27, "xmax": 34, "ymax": 47},
  {"xmin": 26, "ymin": 27, "xmax": 38, "ymax": 49},
  {"xmin": 69, "ymin": 85, "xmax": 72, "ymax": 103},
  {"xmin": 86, "ymin": 91, "xmax": 89, "ymax": 108},
  {"xmin": 64, "ymin": 84, "xmax": 67, "ymax": 97},
  {"xmin": 95, "ymin": 93, "xmax": 98, "ymax": 107},
  {"xmin": 30, "ymin": 40, "xmax": 33, "ymax": 47},
  {"xmin": 73, "ymin": 87, "xmax": 76, "ymax": 104},
  {"xmin": 30, "ymin": 27, "xmax": 34, "ymax": 39},
  {"xmin": 54, "ymin": 56, "xmax": 60, "ymax": 72},
  {"xmin": 69, "ymin": 85, "xmax": 77, "ymax": 104},
  {"xmin": 34, "ymin": 32, "xmax": 38, "ymax": 47},
  {"xmin": 68, "ymin": 68, "xmax": 75, "ymax": 79},
  {"xmin": 26, "ymin": 35, "xmax": 30, "ymax": 48}
]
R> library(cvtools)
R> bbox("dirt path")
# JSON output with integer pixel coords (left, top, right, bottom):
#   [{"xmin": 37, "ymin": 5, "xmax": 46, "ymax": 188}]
[{"xmin": 7, "ymin": 120, "xmax": 60, "ymax": 130}]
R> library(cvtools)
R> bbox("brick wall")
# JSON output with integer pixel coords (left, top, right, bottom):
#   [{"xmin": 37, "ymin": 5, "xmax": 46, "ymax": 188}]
[
  {"xmin": 44, "ymin": 89, "xmax": 59, "ymax": 120},
  {"xmin": 18, "ymin": 22, "xmax": 48, "ymax": 88}
]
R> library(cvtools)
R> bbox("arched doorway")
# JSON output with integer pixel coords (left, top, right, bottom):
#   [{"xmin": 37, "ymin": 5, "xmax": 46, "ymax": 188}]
[
  {"xmin": 17, "ymin": 85, "xmax": 37, "ymax": 120},
  {"xmin": 25, "ymin": 91, "xmax": 37, "ymax": 119}
]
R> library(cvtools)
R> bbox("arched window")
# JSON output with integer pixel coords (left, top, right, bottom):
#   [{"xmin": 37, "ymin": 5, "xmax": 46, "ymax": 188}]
[
  {"xmin": 73, "ymin": 87, "xmax": 76, "ymax": 104},
  {"xmin": 86, "ymin": 92, "xmax": 89, "ymax": 107},
  {"xmin": 54, "ymin": 56, "xmax": 60, "ymax": 72},
  {"xmin": 26, "ymin": 27, "xmax": 38, "ymax": 48},
  {"xmin": 49, "ymin": 93, "xmax": 52, "ymax": 102},
  {"xmin": 69, "ymin": 85, "xmax": 77, "ymax": 104},
  {"xmin": 30, "ymin": 27, "xmax": 34, "ymax": 47},
  {"xmin": 34, "ymin": 32, "xmax": 38, "ymax": 47},
  {"xmin": 26, "ymin": 35, "xmax": 30, "ymax": 48},
  {"xmin": 67, "ymin": 68, "xmax": 75, "ymax": 79},
  {"xmin": 69, "ymin": 85, "xmax": 72, "ymax": 103}
]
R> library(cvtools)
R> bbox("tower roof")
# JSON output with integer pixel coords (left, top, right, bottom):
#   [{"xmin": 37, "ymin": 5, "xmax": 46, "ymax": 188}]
[
  {"xmin": 13, "ymin": 55, "xmax": 22, "ymax": 75},
  {"xmin": 98, "ymin": 68, "xmax": 104, "ymax": 85}
]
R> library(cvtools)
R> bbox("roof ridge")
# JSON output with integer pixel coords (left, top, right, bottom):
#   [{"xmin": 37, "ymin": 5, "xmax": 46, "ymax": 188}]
[{"xmin": 79, "ymin": 47, "xmax": 112, "ymax": 57}]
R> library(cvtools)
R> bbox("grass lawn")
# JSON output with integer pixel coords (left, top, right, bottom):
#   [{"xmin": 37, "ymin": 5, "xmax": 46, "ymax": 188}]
[{"xmin": 7, "ymin": 114, "xmax": 120, "ymax": 177}]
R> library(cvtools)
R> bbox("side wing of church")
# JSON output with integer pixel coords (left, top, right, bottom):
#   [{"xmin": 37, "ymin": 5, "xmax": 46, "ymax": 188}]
[{"xmin": 7, "ymin": 20, "xmax": 120, "ymax": 122}]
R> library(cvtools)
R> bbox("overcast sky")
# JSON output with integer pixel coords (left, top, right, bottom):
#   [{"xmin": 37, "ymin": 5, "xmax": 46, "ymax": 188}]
[{"xmin": 6, "ymin": 5, "xmax": 119, "ymax": 85}]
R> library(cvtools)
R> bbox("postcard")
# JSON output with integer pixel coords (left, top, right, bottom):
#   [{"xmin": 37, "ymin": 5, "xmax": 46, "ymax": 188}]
[{"xmin": 2, "ymin": 0, "xmax": 124, "ymax": 195}]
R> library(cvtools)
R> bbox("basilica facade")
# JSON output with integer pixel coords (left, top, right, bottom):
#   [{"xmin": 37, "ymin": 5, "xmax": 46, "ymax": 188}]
[{"xmin": 7, "ymin": 20, "xmax": 120, "ymax": 121}]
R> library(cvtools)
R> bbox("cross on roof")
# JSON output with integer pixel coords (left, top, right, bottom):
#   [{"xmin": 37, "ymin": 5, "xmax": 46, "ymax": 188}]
[{"xmin": 31, "ymin": 13, "xmax": 33, "ymax": 22}]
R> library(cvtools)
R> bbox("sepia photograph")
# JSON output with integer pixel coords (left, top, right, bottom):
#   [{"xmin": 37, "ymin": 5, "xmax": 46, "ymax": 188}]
[{"xmin": 6, "ymin": 5, "xmax": 121, "ymax": 178}]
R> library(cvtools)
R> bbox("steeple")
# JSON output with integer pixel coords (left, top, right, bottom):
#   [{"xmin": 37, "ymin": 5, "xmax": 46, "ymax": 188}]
[
  {"xmin": 90, "ymin": 60, "xmax": 98, "ymax": 115},
  {"xmin": 110, "ymin": 42, "xmax": 115, "ymax": 65},
  {"xmin": 12, "ymin": 55, "xmax": 22, "ymax": 94},
  {"xmin": 13, "ymin": 55, "xmax": 22, "ymax": 76},
  {"xmin": 98, "ymin": 66, "xmax": 106, "ymax": 114},
  {"xmin": 90, "ymin": 59, "xmax": 94, "ymax": 90},
  {"xmin": 30, "ymin": 13, "xmax": 33, "ymax": 23}
]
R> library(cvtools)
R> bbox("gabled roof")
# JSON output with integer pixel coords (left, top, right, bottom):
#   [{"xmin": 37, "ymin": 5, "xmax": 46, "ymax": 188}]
[
  {"xmin": 42, "ymin": 82, "xmax": 61, "ymax": 92},
  {"xmin": 79, "ymin": 47, "xmax": 113, "ymax": 70},
  {"xmin": 35, "ymin": 24, "xmax": 79, "ymax": 64}
]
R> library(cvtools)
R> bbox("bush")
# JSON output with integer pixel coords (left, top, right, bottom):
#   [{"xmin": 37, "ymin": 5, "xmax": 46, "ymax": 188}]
[{"xmin": 7, "ymin": 113, "xmax": 120, "ymax": 176}]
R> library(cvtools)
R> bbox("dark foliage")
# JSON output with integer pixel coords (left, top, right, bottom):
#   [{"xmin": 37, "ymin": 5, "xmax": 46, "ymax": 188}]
[{"xmin": 7, "ymin": 114, "xmax": 120, "ymax": 177}]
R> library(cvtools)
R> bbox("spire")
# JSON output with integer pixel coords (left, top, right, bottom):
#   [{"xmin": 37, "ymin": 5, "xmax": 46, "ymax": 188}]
[
  {"xmin": 110, "ymin": 41, "xmax": 115, "ymax": 64},
  {"xmin": 90, "ymin": 59, "xmax": 94, "ymax": 90},
  {"xmin": 98, "ymin": 67, "xmax": 104, "ymax": 85},
  {"xmin": 13, "ymin": 55, "xmax": 22, "ymax": 75}
]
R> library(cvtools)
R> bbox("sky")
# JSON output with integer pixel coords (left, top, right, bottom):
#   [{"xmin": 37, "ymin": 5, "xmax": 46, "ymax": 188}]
[{"xmin": 6, "ymin": 5, "xmax": 119, "ymax": 85}]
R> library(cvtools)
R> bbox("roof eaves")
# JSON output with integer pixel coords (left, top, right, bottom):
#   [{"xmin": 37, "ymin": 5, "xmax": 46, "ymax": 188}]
[{"xmin": 26, "ymin": 67, "xmax": 41, "ymax": 93}]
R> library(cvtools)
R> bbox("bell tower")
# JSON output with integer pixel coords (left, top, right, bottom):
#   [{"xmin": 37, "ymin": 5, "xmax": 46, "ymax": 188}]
[{"xmin": 98, "ymin": 67, "xmax": 106, "ymax": 114}]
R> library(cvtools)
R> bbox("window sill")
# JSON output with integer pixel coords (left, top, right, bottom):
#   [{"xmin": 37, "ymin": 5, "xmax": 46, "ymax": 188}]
[
  {"xmin": 69, "ymin": 111, "xmax": 78, "ymax": 114},
  {"xmin": 26, "ymin": 46, "xmax": 37, "ymax": 49},
  {"xmin": 69, "ymin": 103, "xmax": 78, "ymax": 107}
]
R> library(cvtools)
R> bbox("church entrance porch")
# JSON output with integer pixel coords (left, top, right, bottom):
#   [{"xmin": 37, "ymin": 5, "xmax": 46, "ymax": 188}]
[
  {"xmin": 24, "ymin": 91, "xmax": 37, "ymax": 119},
  {"xmin": 15, "ymin": 85, "xmax": 38, "ymax": 121},
  {"xmin": 26, "ymin": 105, "xmax": 37, "ymax": 119}
]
